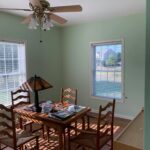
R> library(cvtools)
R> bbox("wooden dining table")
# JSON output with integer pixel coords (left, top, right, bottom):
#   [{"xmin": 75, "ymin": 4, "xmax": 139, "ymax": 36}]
[{"xmin": 14, "ymin": 103, "xmax": 91, "ymax": 150}]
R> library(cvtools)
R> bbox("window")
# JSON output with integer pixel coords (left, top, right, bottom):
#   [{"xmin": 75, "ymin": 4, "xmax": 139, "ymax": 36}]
[
  {"xmin": 0, "ymin": 41, "xmax": 26, "ymax": 106},
  {"xmin": 91, "ymin": 40, "xmax": 124, "ymax": 101}
]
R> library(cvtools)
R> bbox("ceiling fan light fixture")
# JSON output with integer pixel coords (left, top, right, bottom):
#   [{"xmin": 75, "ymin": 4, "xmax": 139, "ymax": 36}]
[
  {"xmin": 1, "ymin": 0, "xmax": 82, "ymax": 31},
  {"xmin": 28, "ymin": 14, "xmax": 39, "ymax": 29},
  {"xmin": 41, "ymin": 14, "xmax": 54, "ymax": 31}
]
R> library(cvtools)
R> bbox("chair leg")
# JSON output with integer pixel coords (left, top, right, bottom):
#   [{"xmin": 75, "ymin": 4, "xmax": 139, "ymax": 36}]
[
  {"xmin": 68, "ymin": 128, "xmax": 71, "ymax": 150},
  {"xmin": 82, "ymin": 117, "xmax": 85, "ymax": 130},
  {"xmin": 63, "ymin": 130, "xmax": 67, "ymax": 150},
  {"xmin": 111, "ymin": 142, "xmax": 113, "ymax": 150},
  {"xmin": 30, "ymin": 123, "xmax": 32, "ymax": 132},
  {"xmin": 111, "ymin": 136, "xmax": 113, "ymax": 150},
  {"xmin": 87, "ymin": 116, "xmax": 90, "ymax": 129},
  {"xmin": 24, "ymin": 124, "xmax": 26, "ymax": 130},
  {"xmin": 19, "ymin": 118, "xmax": 23, "ymax": 129},
  {"xmin": 46, "ymin": 126, "xmax": 50, "ymax": 142},
  {"xmin": 36, "ymin": 137, "xmax": 39, "ymax": 150},
  {"xmin": 18, "ymin": 145, "xmax": 23, "ymax": 150},
  {"xmin": 74, "ymin": 121, "xmax": 77, "ymax": 136},
  {"xmin": 75, "ymin": 145, "xmax": 82, "ymax": 150},
  {"xmin": 42, "ymin": 125, "xmax": 45, "ymax": 138}
]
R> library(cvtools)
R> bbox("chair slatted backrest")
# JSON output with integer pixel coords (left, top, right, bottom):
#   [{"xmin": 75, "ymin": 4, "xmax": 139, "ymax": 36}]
[
  {"xmin": 11, "ymin": 89, "xmax": 31, "ymax": 108},
  {"xmin": 60, "ymin": 88, "xmax": 77, "ymax": 105},
  {"xmin": 97, "ymin": 99, "xmax": 115, "ymax": 148},
  {"xmin": 0, "ymin": 104, "xmax": 17, "ymax": 148}
]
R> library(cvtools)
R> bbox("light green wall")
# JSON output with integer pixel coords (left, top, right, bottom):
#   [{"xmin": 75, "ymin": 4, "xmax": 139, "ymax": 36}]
[
  {"xmin": 145, "ymin": 0, "xmax": 150, "ymax": 149},
  {"xmin": 61, "ymin": 14, "xmax": 146, "ymax": 118},
  {"xmin": 0, "ymin": 12, "xmax": 62, "ymax": 101},
  {"xmin": 0, "ymin": 10, "xmax": 148, "ymax": 148},
  {"xmin": 0, "ymin": 12, "xmax": 146, "ymax": 118},
  {"xmin": 0, "ymin": 7, "xmax": 148, "ymax": 149}
]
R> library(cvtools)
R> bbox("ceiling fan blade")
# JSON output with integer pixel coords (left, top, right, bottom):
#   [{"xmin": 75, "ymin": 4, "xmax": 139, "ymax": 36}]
[
  {"xmin": 0, "ymin": 8, "xmax": 31, "ymax": 11},
  {"xmin": 29, "ymin": 0, "xmax": 42, "ymax": 8},
  {"xmin": 21, "ymin": 15, "xmax": 32, "ymax": 24},
  {"xmin": 48, "ymin": 5, "xmax": 82, "ymax": 13},
  {"xmin": 50, "ymin": 14, "xmax": 67, "ymax": 24}
]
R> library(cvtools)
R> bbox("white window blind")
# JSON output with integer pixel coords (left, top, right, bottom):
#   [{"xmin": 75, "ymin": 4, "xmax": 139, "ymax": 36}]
[{"xmin": 0, "ymin": 41, "xmax": 26, "ymax": 106}]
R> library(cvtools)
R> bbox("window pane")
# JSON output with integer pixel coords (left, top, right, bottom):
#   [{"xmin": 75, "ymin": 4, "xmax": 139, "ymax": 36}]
[
  {"xmin": 0, "ymin": 41, "xmax": 26, "ymax": 106},
  {"xmin": 92, "ymin": 41, "xmax": 123, "ymax": 100},
  {"xmin": 7, "ymin": 75, "xmax": 14, "ymax": 89},
  {"xmin": 0, "ymin": 60, "xmax": 5, "ymax": 74},
  {"xmin": 5, "ymin": 45, "xmax": 12, "ymax": 58},
  {"xmin": 0, "ymin": 76, "xmax": 6, "ymax": 90},
  {"xmin": 6, "ymin": 60, "xmax": 12, "ymax": 73},
  {"xmin": 0, "ymin": 45, "xmax": 4, "ymax": 58},
  {"xmin": 13, "ymin": 60, "xmax": 18, "ymax": 72},
  {"xmin": 13, "ymin": 45, "xmax": 18, "ymax": 58}
]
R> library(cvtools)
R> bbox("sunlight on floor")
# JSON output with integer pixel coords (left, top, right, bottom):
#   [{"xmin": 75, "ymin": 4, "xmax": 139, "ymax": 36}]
[{"xmin": 1, "ymin": 119, "xmax": 127, "ymax": 150}]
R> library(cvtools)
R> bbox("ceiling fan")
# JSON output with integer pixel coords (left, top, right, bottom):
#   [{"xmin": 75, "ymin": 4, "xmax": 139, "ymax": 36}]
[{"xmin": 0, "ymin": 0, "xmax": 82, "ymax": 30}]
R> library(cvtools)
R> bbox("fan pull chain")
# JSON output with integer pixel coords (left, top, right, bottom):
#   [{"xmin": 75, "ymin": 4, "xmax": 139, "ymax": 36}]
[{"xmin": 40, "ymin": 29, "xmax": 43, "ymax": 43}]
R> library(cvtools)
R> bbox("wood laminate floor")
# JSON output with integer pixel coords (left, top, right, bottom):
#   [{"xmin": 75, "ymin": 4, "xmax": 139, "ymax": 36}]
[{"xmin": 2, "ymin": 113, "xmax": 130, "ymax": 150}]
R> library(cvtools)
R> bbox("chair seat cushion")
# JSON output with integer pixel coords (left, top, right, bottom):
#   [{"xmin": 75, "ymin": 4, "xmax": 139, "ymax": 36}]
[
  {"xmin": 70, "ymin": 129, "xmax": 111, "ymax": 149},
  {"xmin": 0, "ymin": 128, "xmax": 39, "ymax": 148},
  {"xmin": 32, "ymin": 123, "xmax": 43, "ymax": 132}
]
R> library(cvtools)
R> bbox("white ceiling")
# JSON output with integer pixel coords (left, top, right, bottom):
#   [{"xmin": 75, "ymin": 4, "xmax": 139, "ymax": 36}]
[{"xmin": 0, "ymin": 0, "xmax": 146, "ymax": 26}]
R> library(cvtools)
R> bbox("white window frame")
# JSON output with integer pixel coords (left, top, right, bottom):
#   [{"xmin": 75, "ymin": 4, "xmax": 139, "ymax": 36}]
[
  {"xmin": 90, "ymin": 39, "xmax": 125, "ymax": 102},
  {"xmin": 0, "ymin": 39, "xmax": 27, "ymax": 106}
]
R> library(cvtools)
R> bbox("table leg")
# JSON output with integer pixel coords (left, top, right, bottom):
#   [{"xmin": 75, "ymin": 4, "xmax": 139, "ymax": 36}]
[
  {"xmin": 19, "ymin": 117, "xmax": 23, "ymax": 129},
  {"xmin": 64, "ymin": 130, "xmax": 66, "ymax": 150},
  {"xmin": 82, "ymin": 116, "xmax": 85, "ymax": 129},
  {"xmin": 58, "ymin": 129, "xmax": 65, "ymax": 150}
]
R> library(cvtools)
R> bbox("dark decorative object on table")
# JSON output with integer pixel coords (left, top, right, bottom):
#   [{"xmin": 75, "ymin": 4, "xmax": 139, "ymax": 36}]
[{"xmin": 21, "ymin": 75, "xmax": 53, "ymax": 112}]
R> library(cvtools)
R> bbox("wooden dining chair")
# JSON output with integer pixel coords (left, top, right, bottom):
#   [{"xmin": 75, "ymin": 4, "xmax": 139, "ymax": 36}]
[
  {"xmin": 68, "ymin": 99, "xmax": 115, "ymax": 150},
  {"xmin": 46, "ymin": 87, "xmax": 78, "ymax": 142},
  {"xmin": 0, "ymin": 104, "xmax": 39, "ymax": 150},
  {"xmin": 11, "ymin": 88, "xmax": 45, "ymax": 138},
  {"xmin": 60, "ymin": 87, "xmax": 79, "ymax": 131},
  {"xmin": 60, "ymin": 87, "xmax": 77, "ymax": 105},
  {"xmin": 86, "ymin": 99, "xmax": 116, "ymax": 130}
]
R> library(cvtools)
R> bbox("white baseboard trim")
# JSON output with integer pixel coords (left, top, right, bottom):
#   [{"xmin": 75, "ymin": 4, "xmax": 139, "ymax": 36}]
[
  {"xmin": 114, "ymin": 113, "xmax": 134, "ymax": 120},
  {"xmin": 91, "ymin": 109, "xmax": 134, "ymax": 120}
]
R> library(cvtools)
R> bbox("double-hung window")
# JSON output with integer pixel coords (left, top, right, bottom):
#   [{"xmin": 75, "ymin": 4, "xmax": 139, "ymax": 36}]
[
  {"xmin": 91, "ymin": 40, "xmax": 124, "ymax": 101},
  {"xmin": 0, "ymin": 41, "xmax": 26, "ymax": 106}
]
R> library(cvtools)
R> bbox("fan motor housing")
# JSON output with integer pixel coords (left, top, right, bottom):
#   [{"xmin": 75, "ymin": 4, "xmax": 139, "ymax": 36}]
[
  {"xmin": 29, "ymin": 0, "xmax": 50, "ymax": 11},
  {"xmin": 40, "ymin": 0, "xmax": 50, "ymax": 9}
]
